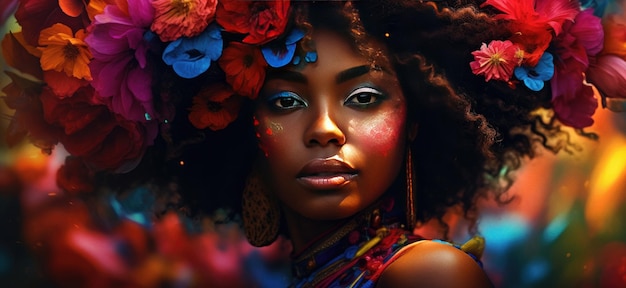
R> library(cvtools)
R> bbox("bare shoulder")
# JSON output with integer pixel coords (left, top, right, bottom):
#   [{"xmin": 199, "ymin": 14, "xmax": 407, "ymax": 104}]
[{"xmin": 376, "ymin": 240, "xmax": 494, "ymax": 288}]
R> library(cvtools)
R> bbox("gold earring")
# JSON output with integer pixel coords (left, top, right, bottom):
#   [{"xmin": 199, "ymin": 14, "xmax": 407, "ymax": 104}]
[
  {"xmin": 406, "ymin": 148, "xmax": 417, "ymax": 230},
  {"xmin": 242, "ymin": 170, "xmax": 280, "ymax": 247}
]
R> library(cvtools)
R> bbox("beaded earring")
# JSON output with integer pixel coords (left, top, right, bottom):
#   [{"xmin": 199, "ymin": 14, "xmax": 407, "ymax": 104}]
[{"xmin": 242, "ymin": 170, "xmax": 280, "ymax": 247}]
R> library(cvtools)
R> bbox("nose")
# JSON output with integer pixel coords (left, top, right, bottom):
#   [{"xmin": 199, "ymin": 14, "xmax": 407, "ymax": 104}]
[{"xmin": 304, "ymin": 107, "xmax": 346, "ymax": 147}]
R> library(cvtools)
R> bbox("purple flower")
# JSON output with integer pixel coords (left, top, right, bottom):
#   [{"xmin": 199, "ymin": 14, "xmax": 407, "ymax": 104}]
[{"xmin": 85, "ymin": 0, "xmax": 157, "ymax": 122}]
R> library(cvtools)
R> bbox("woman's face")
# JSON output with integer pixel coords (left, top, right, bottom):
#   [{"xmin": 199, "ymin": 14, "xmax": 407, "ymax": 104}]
[{"xmin": 255, "ymin": 30, "xmax": 408, "ymax": 221}]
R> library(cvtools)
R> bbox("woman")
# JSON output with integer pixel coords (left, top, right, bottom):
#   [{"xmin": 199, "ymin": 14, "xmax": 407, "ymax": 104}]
[
  {"xmin": 249, "ymin": 26, "xmax": 493, "ymax": 287},
  {"xmin": 1, "ymin": 0, "xmax": 618, "ymax": 287}
]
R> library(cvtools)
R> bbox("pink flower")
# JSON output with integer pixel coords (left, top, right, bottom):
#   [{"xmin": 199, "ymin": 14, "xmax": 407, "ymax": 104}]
[
  {"xmin": 482, "ymin": 0, "xmax": 579, "ymax": 66},
  {"xmin": 85, "ymin": 0, "xmax": 158, "ymax": 122},
  {"xmin": 216, "ymin": 0, "xmax": 290, "ymax": 45},
  {"xmin": 470, "ymin": 40, "xmax": 519, "ymax": 82},
  {"xmin": 550, "ymin": 9, "xmax": 603, "ymax": 128},
  {"xmin": 553, "ymin": 9, "xmax": 604, "ymax": 69},
  {"xmin": 151, "ymin": 0, "xmax": 218, "ymax": 42}
]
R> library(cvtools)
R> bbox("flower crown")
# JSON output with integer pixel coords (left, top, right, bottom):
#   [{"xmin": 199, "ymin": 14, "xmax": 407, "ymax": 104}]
[
  {"xmin": 468, "ymin": 0, "xmax": 626, "ymax": 128},
  {"xmin": 2, "ymin": 0, "xmax": 314, "ymax": 175},
  {"xmin": 2, "ymin": 0, "xmax": 625, "ymax": 179}
]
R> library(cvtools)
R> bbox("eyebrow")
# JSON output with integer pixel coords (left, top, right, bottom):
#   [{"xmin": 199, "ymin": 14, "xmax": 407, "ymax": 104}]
[
  {"xmin": 265, "ymin": 70, "xmax": 308, "ymax": 84},
  {"xmin": 336, "ymin": 65, "xmax": 371, "ymax": 84}
]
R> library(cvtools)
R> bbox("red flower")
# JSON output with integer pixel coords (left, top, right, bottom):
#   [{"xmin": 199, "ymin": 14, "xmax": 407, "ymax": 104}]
[
  {"xmin": 56, "ymin": 156, "xmax": 95, "ymax": 195},
  {"xmin": 151, "ymin": 0, "xmax": 218, "ymax": 42},
  {"xmin": 39, "ymin": 86, "xmax": 158, "ymax": 172},
  {"xmin": 188, "ymin": 83, "xmax": 243, "ymax": 130},
  {"xmin": 482, "ymin": 0, "xmax": 579, "ymax": 66},
  {"xmin": 218, "ymin": 42, "xmax": 268, "ymax": 98},
  {"xmin": 216, "ymin": 0, "xmax": 290, "ymax": 45},
  {"xmin": 2, "ymin": 71, "xmax": 58, "ymax": 152}
]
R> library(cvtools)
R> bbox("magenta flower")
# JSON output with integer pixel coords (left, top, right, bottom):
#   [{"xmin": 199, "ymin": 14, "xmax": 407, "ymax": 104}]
[
  {"xmin": 85, "ymin": 0, "xmax": 158, "ymax": 122},
  {"xmin": 588, "ymin": 55, "xmax": 626, "ymax": 99},
  {"xmin": 551, "ymin": 62, "xmax": 598, "ymax": 128},
  {"xmin": 587, "ymin": 55, "xmax": 626, "ymax": 111},
  {"xmin": 550, "ymin": 9, "xmax": 603, "ymax": 128}
]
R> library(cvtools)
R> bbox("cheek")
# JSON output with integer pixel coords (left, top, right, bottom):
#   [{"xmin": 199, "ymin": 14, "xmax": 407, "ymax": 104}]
[
  {"xmin": 351, "ymin": 109, "xmax": 406, "ymax": 157},
  {"xmin": 254, "ymin": 115, "xmax": 287, "ymax": 158}
]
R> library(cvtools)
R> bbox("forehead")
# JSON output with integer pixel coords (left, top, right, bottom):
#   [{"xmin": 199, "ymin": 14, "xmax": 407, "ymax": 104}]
[
  {"xmin": 310, "ymin": 30, "xmax": 366, "ymax": 65},
  {"xmin": 289, "ymin": 30, "xmax": 377, "ymax": 77}
]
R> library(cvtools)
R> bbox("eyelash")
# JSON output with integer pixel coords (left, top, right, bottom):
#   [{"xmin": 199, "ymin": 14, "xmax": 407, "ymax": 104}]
[
  {"xmin": 266, "ymin": 91, "xmax": 308, "ymax": 110},
  {"xmin": 265, "ymin": 86, "xmax": 386, "ymax": 110},
  {"xmin": 344, "ymin": 87, "xmax": 386, "ymax": 107}
]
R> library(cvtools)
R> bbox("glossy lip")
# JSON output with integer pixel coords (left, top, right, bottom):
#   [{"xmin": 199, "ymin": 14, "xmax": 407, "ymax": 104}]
[{"xmin": 296, "ymin": 158, "xmax": 358, "ymax": 190}]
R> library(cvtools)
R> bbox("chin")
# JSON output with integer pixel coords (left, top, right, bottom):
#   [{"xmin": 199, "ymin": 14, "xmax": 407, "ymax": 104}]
[{"xmin": 301, "ymin": 196, "xmax": 367, "ymax": 221}]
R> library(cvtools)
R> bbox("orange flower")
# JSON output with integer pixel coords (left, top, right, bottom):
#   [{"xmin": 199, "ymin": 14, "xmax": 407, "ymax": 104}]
[
  {"xmin": 218, "ymin": 42, "xmax": 267, "ymax": 99},
  {"xmin": 38, "ymin": 23, "xmax": 92, "ymax": 81},
  {"xmin": 188, "ymin": 83, "xmax": 243, "ymax": 130},
  {"xmin": 151, "ymin": 0, "xmax": 218, "ymax": 42}
]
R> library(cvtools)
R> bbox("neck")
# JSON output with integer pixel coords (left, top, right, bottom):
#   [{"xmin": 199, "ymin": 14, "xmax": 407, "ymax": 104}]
[{"xmin": 282, "ymin": 206, "xmax": 345, "ymax": 254}]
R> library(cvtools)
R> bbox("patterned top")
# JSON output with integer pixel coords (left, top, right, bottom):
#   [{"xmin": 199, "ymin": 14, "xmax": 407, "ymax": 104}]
[{"xmin": 290, "ymin": 199, "xmax": 484, "ymax": 288}]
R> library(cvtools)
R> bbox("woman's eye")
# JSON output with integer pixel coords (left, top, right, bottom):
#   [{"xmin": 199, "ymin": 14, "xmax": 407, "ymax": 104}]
[
  {"xmin": 345, "ymin": 87, "xmax": 384, "ymax": 106},
  {"xmin": 267, "ymin": 91, "xmax": 307, "ymax": 110}
]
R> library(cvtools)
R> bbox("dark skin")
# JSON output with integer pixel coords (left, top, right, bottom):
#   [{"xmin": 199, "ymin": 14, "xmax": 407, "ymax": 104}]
[
  {"xmin": 256, "ymin": 30, "xmax": 492, "ymax": 287},
  {"xmin": 377, "ymin": 241, "xmax": 494, "ymax": 287}
]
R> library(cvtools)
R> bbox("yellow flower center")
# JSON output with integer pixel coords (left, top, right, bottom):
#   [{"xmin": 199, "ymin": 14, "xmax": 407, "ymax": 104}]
[
  {"xmin": 170, "ymin": 0, "xmax": 194, "ymax": 16},
  {"xmin": 489, "ymin": 52, "xmax": 506, "ymax": 66}
]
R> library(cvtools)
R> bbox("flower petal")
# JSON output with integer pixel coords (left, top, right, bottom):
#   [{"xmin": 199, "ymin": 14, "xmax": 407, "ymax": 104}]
[
  {"xmin": 262, "ymin": 43, "xmax": 296, "ymax": 68},
  {"xmin": 523, "ymin": 77, "xmax": 545, "ymax": 91},
  {"xmin": 173, "ymin": 58, "xmax": 212, "ymax": 79}
]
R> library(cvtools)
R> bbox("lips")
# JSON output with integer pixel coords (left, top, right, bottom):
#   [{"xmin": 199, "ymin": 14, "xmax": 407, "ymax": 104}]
[{"xmin": 297, "ymin": 158, "xmax": 358, "ymax": 190}]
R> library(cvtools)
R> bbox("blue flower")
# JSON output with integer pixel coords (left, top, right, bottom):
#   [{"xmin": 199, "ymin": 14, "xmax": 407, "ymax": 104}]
[
  {"xmin": 580, "ymin": 0, "xmax": 608, "ymax": 17},
  {"xmin": 514, "ymin": 52, "xmax": 554, "ymax": 92},
  {"xmin": 162, "ymin": 24, "xmax": 223, "ymax": 79},
  {"xmin": 261, "ymin": 28, "xmax": 305, "ymax": 68}
]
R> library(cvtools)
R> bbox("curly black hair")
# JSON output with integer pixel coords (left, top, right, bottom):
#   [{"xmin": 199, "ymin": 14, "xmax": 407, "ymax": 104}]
[{"xmin": 98, "ymin": 0, "xmax": 586, "ymax": 238}]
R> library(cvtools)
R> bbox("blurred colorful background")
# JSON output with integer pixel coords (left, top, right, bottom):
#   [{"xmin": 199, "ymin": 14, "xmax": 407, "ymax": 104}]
[{"xmin": 2, "ymin": 2, "xmax": 626, "ymax": 288}]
